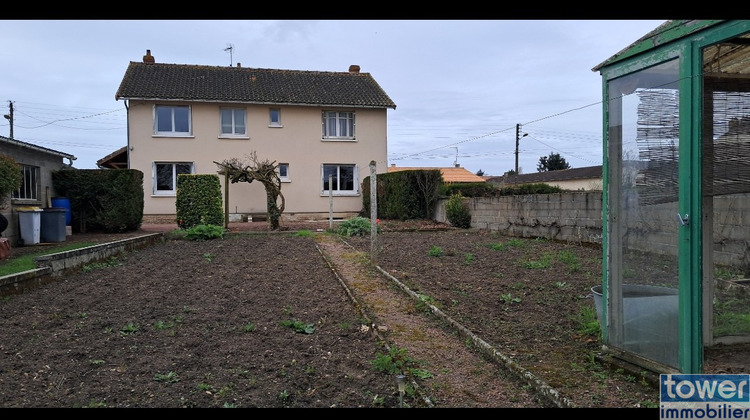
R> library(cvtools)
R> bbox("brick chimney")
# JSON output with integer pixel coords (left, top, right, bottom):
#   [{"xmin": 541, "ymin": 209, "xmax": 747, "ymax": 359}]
[
  {"xmin": 348, "ymin": 65, "xmax": 360, "ymax": 73},
  {"xmin": 143, "ymin": 49, "xmax": 155, "ymax": 64}
]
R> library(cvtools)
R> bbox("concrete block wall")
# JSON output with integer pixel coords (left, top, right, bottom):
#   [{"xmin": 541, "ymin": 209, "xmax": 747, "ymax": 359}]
[
  {"xmin": 435, "ymin": 191, "xmax": 750, "ymax": 268},
  {"xmin": 436, "ymin": 192, "xmax": 603, "ymax": 245}
]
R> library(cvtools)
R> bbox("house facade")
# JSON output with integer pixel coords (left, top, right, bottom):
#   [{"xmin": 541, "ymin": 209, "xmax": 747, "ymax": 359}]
[
  {"xmin": 115, "ymin": 50, "xmax": 396, "ymax": 222},
  {"xmin": 0, "ymin": 136, "xmax": 76, "ymax": 245}
]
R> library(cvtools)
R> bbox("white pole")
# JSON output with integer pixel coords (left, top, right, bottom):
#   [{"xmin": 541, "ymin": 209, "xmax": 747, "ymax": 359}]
[
  {"xmin": 329, "ymin": 174, "xmax": 334, "ymax": 230},
  {"xmin": 369, "ymin": 161, "xmax": 377, "ymax": 263}
]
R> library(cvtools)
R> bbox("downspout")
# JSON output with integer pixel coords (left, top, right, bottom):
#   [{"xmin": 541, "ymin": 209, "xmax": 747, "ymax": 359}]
[{"xmin": 124, "ymin": 100, "xmax": 130, "ymax": 169}]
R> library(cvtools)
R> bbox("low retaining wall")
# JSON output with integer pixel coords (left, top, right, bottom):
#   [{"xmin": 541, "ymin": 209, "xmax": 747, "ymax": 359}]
[
  {"xmin": 0, "ymin": 233, "xmax": 164, "ymax": 296},
  {"xmin": 435, "ymin": 192, "xmax": 603, "ymax": 245}
]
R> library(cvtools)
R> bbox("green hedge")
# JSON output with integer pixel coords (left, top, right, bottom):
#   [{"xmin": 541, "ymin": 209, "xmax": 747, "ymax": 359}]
[
  {"xmin": 52, "ymin": 168, "xmax": 144, "ymax": 233},
  {"xmin": 441, "ymin": 182, "xmax": 562, "ymax": 197},
  {"xmin": 362, "ymin": 169, "xmax": 442, "ymax": 220},
  {"xmin": 175, "ymin": 174, "xmax": 224, "ymax": 229}
]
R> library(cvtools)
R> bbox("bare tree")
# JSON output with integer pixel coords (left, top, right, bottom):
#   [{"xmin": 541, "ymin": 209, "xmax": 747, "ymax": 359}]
[{"xmin": 215, "ymin": 152, "xmax": 285, "ymax": 230}]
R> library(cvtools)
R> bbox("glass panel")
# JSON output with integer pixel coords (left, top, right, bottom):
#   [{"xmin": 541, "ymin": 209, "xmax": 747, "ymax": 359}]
[
  {"xmin": 176, "ymin": 163, "xmax": 192, "ymax": 175},
  {"xmin": 606, "ymin": 59, "xmax": 681, "ymax": 368},
  {"xmin": 220, "ymin": 109, "xmax": 233, "ymax": 134},
  {"xmin": 28, "ymin": 167, "xmax": 37, "ymax": 199},
  {"xmin": 703, "ymin": 36, "xmax": 750, "ymax": 346},
  {"xmin": 339, "ymin": 115, "xmax": 348, "ymax": 137},
  {"xmin": 327, "ymin": 115, "xmax": 337, "ymax": 137},
  {"xmin": 234, "ymin": 109, "xmax": 245, "ymax": 134},
  {"xmin": 270, "ymin": 109, "xmax": 280, "ymax": 125},
  {"xmin": 340, "ymin": 165, "xmax": 355, "ymax": 191},
  {"xmin": 156, "ymin": 164, "xmax": 173, "ymax": 191},
  {"xmin": 173, "ymin": 106, "xmax": 189, "ymax": 133},
  {"xmin": 323, "ymin": 165, "xmax": 337, "ymax": 190},
  {"xmin": 156, "ymin": 106, "xmax": 172, "ymax": 132}
]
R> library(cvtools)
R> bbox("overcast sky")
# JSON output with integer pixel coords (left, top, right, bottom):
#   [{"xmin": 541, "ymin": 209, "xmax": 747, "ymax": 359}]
[{"xmin": 0, "ymin": 19, "xmax": 665, "ymax": 175}]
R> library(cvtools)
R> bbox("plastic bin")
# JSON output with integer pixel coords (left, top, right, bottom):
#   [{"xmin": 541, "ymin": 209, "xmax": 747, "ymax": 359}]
[
  {"xmin": 51, "ymin": 197, "xmax": 71, "ymax": 226},
  {"xmin": 41, "ymin": 208, "xmax": 67, "ymax": 243},
  {"xmin": 17, "ymin": 208, "xmax": 42, "ymax": 245}
]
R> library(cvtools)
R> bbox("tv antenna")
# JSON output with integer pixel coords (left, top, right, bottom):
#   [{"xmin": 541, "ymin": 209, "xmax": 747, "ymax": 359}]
[
  {"xmin": 450, "ymin": 146, "xmax": 458, "ymax": 167},
  {"xmin": 224, "ymin": 44, "xmax": 234, "ymax": 66}
]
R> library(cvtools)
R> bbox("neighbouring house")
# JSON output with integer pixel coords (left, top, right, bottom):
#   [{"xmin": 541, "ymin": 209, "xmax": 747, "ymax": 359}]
[
  {"xmin": 0, "ymin": 135, "xmax": 76, "ymax": 245},
  {"xmin": 486, "ymin": 165, "xmax": 603, "ymax": 191},
  {"xmin": 114, "ymin": 50, "xmax": 396, "ymax": 223},
  {"xmin": 386, "ymin": 164, "xmax": 487, "ymax": 183},
  {"xmin": 97, "ymin": 146, "xmax": 127, "ymax": 169}
]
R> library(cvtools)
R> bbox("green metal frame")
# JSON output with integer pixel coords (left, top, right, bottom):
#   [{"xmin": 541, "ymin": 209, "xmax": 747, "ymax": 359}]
[{"xmin": 599, "ymin": 20, "xmax": 750, "ymax": 373}]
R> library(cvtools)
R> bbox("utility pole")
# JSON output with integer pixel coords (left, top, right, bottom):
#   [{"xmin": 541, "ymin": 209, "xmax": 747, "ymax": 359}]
[
  {"xmin": 3, "ymin": 101, "xmax": 13, "ymax": 139},
  {"xmin": 514, "ymin": 123, "xmax": 527, "ymax": 174}
]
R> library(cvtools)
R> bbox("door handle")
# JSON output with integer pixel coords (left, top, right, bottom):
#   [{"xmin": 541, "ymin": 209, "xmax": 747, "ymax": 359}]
[{"xmin": 677, "ymin": 213, "xmax": 689, "ymax": 226}]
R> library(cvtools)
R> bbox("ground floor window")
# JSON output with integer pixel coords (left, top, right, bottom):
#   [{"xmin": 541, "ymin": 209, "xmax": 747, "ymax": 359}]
[
  {"xmin": 322, "ymin": 164, "xmax": 357, "ymax": 195},
  {"xmin": 154, "ymin": 162, "xmax": 193, "ymax": 195},
  {"xmin": 12, "ymin": 165, "xmax": 39, "ymax": 201}
]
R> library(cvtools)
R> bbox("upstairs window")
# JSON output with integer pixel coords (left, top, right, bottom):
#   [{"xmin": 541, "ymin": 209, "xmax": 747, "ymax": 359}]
[
  {"xmin": 12, "ymin": 165, "xmax": 39, "ymax": 201},
  {"xmin": 322, "ymin": 164, "xmax": 357, "ymax": 195},
  {"xmin": 269, "ymin": 108, "xmax": 282, "ymax": 127},
  {"xmin": 153, "ymin": 162, "xmax": 193, "ymax": 195},
  {"xmin": 154, "ymin": 105, "xmax": 191, "ymax": 136},
  {"xmin": 220, "ymin": 107, "xmax": 246, "ymax": 137},
  {"xmin": 322, "ymin": 111, "xmax": 355, "ymax": 139}
]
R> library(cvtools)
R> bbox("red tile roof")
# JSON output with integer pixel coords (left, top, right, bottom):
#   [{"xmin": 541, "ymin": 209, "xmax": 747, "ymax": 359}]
[{"xmin": 387, "ymin": 165, "xmax": 485, "ymax": 183}]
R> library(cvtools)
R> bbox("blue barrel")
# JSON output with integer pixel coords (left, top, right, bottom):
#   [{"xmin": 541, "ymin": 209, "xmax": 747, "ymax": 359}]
[{"xmin": 51, "ymin": 197, "xmax": 72, "ymax": 226}]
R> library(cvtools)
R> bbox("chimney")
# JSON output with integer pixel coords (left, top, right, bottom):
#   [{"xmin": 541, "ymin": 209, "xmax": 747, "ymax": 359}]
[
  {"xmin": 236, "ymin": 63, "xmax": 242, "ymax": 68},
  {"xmin": 143, "ymin": 49, "xmax": 155, "ymax": 64},
  {"xmin": 348, "ymin": 65, "xmax": 360, "ymax": 73}
]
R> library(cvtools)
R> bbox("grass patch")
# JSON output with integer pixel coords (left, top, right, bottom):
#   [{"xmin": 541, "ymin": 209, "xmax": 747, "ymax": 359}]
[{"xmin": 0, "ymin": 242, "xmax": 97, "ymax": 276}]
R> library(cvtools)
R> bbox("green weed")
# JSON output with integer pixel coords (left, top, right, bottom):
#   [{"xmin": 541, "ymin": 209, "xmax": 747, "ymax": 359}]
[
  {"xmin": 153, "ymin": 371, "xmax": 180, "ymax": 383},
  {"xmin": 281, "ymin": 319, "xmax": 315, "ymax": 334},
  {"xmin": 337, "ymin": 217, "xmax": 379, "ymax": 237},
  {"xmin": 119, "ymin": 322, "xmax": 140, "ymax": 336},
  {"xmin": 523, "ymin": 252, "xmax": 553, "ymax": 269},
  {"xmin": 184, "ymin": 224, "xmax": 225, "ymax": 241},
  {"xmin": 500, "ymin": 293, "xmax": 521, "ymax": 304},
  {"xmin": 575, "ymin": 306, "xmax": 601, "ymax": 338},
  {"xmin": 241, "ymin": 322, "xmax": 256, "ymax": 332},
  {"xmin": 81, "ymin": 400, "xmax": 108, "ymax": 408},
  {"xmin": 427, "ymin": 245, "xmax": 443, "ymax": 257},
  {"xmin": 370, "ymin": 347, "xmax": 428, "ymax": 378},
  {"xmin": 197, "ymin": 383, "xmax": 215, "ymax": 392},
  {"xmin": 82, "ymin": 256, "xmax": 122, "ymax": 272}
]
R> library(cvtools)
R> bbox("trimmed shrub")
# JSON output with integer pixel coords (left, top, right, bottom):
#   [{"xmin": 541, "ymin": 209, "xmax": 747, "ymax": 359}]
[
  {"xmin": 445, "ymin": 193, "xmax": 471, "ymax": 228},
  {"xmin": 175, "ymin": 174, "xmax": 224, "ymax": 229}
]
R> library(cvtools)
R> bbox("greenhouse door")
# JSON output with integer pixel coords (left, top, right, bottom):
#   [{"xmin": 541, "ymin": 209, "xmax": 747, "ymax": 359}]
[{"xmin": 605, "ymin": 58, "xmax": 682, "ymax": 370}]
